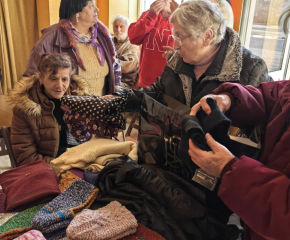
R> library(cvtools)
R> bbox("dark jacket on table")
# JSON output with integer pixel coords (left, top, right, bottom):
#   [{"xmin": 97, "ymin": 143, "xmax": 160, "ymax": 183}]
[
  {"xmin": 214, "ymin": 81, "xmax": 290, "ymax": 240},
  {"xmin": 24, "ymin": 22, "xmax": 121, "ymax": 94},
  {"xmin": 131, "ymin": 27, "xmax": 272, "ymax": 108},
  {"xmin": 9, "ymin": 74, "xmax": 88, "ymax": 166},
  {"xmin": 93, "ymin": 157, "xmax": 239, "ymax": 240}
]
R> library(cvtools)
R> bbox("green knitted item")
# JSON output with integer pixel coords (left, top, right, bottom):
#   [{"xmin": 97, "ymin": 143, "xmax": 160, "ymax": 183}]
[{"xmin": 0, "ymin": 204, "xmax": 45, "ymax": 234}]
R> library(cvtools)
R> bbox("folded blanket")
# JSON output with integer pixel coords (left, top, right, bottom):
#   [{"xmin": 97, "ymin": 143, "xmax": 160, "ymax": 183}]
[
  {"xmin": 31, "ymin": 180, "xmax": 98, "ymax": 240},
  {"xmin": 51, "ymin": 138, "xmax": 137, "ymax": 172},
  {"xmin": 66, "ymin": 201, "xmax": 138, "ymax": 240}
]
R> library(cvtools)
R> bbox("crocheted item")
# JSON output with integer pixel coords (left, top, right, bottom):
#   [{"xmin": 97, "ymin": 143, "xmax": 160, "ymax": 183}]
[
  {"xmin": 61, "ymin": 94, "xmax": 128, "ymax": 143},
  {"xmin": 0, "ymin": 204, "xmax": 45, "ymax": 240},
  {"xmin": 14, "ymin": 230, "xmax": 46, "ymax": 240},
  {"xmin": 50, "ymin": 138, "xmax": 137, "ymax": 172},
  {"xmin": 121, "ymin": 224, "xmax": 166, "ymax": 240},
  {"xmin": 50, "ymin": 166, "xmax": 81, "ymax": 193},
  {"xmin": 31, "ymin": 180, "xmax": 98, "ymax": 240},
  {"xmin": 66, "ymin": 201, "xmax": 138, "ymax": 240}
]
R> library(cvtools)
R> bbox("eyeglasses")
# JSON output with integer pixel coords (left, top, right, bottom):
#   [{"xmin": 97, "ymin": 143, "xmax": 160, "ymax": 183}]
[{"xmin": 171, "ymin": 34, "xmax": 192, "ymax": 46}]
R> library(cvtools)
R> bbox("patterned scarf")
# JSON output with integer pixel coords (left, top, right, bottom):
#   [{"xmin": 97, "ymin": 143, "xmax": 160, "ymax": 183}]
[
  {"xmin": 59, "ymin": 19, "xmax": 116, "ymax": 71},
  {"xmin": 71, "ymin": 22, "xmax": 105, "ymax": 66}
]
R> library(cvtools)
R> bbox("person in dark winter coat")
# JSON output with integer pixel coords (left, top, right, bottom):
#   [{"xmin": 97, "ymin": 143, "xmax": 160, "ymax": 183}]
[
  {"xmin": 187, "ymin": 3, "xmax": 290, "ymax": 240},
  {"xmin": 138, "ymin": 0, "xmax": 272, "ymax": 108}
]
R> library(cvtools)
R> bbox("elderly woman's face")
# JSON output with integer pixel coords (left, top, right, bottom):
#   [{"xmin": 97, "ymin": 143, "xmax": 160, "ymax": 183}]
[
  {"xmin": 40, "ymin": 68, "xmax": 70, "ymax": 99},
  {"xmin": 172, "ymin": 22, "xmax": 207, "ymax": 65},
  {"xmin": 78, "ymin": 1, "xmax": 99, "ymax": 26}
]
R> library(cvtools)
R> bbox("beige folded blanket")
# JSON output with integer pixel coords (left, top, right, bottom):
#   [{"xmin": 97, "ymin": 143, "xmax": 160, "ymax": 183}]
[{"xmin": 50, "ymin": 138, "xmax": 137, "ymax": 172}]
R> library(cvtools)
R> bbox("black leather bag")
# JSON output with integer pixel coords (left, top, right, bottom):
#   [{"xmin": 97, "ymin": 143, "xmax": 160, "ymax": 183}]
[{"xmin": 138, "ymin": 92, "xmax": 195, "ymax": 178}]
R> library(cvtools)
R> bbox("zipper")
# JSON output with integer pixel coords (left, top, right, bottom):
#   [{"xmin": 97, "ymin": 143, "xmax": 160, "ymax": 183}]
[{"xmin": 51, "ymin": 101, "xmax": 59, "ymax": 158}]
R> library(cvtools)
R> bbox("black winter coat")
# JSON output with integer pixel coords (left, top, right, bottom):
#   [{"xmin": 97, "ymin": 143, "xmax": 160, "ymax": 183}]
[{"xmin": 92, "ymin": 157, "xmax": 239, "ymax": 240}]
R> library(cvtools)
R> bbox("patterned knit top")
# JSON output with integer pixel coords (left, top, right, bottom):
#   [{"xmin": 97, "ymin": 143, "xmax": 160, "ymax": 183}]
[{"xmin": 77, "ymin": 33, "xmax": 109, "ymax": 96}]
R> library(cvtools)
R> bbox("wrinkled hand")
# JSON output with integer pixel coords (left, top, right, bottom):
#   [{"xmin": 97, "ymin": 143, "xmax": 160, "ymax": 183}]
[
  {"xmin": 191, "ymin": 94, "xmax": 231, "ymax": 116},
  {"xmin": 170, "ymin": 0, "xmax": 180, "ymax": 13},
  {"xmin": 188, "ymin": 133, "xmax": 235, "ymax": 177},
  {"xmin": 162, "ymin": 46, "xmax": 174, "ymax": 60},
  {"xmin": 150, "ymin": 0, "xmax": 165, "ymax": 15}
]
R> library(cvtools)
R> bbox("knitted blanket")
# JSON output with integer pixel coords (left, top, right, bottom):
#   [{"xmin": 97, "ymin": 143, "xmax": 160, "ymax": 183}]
[{"xmin": 50, "ymin": 138, "xmax": 137, "ymax": 172}]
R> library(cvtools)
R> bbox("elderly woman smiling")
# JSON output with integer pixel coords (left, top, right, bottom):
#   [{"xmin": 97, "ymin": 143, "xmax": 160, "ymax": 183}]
[
  {"xmin": 24, "ymin": 0, "xmax": 121, "ymax": 96},
  {"xmin": 145, "ymin": 0, "xmax": 272, "ymax": 107}
]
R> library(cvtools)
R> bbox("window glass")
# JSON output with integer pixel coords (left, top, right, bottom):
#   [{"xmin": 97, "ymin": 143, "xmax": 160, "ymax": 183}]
[{"xmin": 248, "ymin": 0, "xmax": 288, "ymax": 72}]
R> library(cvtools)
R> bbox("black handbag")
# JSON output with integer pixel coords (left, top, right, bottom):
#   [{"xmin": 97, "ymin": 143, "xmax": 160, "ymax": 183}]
[{"xmin": 138, "ymin": 92, "xmax": 196, "ymax": 179}]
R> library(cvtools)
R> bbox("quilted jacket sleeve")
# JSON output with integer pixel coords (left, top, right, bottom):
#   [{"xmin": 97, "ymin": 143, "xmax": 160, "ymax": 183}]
[
  {"xmin": 219, "ymin": 156, "xmax": 290, "ymax": 240},
  {"xmin": 212, "ymin": 81, "xmax": 288, "ymax": 129},
  {"xmin": 10, "ymin": 110, "xmax": 44, "ymax": 165}
]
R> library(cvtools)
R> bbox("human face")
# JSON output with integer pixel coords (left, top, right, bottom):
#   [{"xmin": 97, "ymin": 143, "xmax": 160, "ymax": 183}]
[
  {"xmin": 78, "ymin": 1, "xmax": 99, "ymax": 26},
  {"xmin": 113, "ymin": 19, "xmax": 128, "ymax": 42},
  {"xmin": 40, "ymin": 68, "xmax": 70, "ymax": 99},
  {"xmin": 172, "ymin": 21, "xmax": 205, "ymax": 65}
]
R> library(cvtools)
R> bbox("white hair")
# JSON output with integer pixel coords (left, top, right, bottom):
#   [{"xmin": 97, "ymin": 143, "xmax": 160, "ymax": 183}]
[
  {"xmin": 279, "ymin": 1, "xmax": 290, "ymax": 35},
  {"xmin": 112, "ymin": 14, "xmax": 130, "ymax": 27},
  {"xmin": 170, "ymin": 0, "xmax": 226, "ymax": 44}
]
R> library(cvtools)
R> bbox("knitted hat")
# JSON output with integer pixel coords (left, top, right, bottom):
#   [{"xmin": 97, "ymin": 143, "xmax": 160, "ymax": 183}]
[
  {"xmin": 50, "ymin": 166, "xmax": 81, "ymax": 193},
  {"xmin": 31, "ymin": 180, "xmax": 98, "ymax": 240},
  {"xmin": 120, "ymin": 224, "xmax": 166, "ymax": 240},
  {"xmin": 66, "ymin": 201, "xmax": 138, "ymax": 240},
  {"xmin": 0, "ymin": 204, "xmax": 45, "ymax": 240},
  {"xmin": 13, "ymin": 230, "xmax": 46, "ymax": 240}
]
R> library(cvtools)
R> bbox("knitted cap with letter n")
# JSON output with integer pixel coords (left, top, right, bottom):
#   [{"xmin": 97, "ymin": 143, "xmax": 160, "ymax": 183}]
[
  {"xmin": 66, "ymin": 201, "xmax": 138, "ymax": 240},
  {"xmin": 31, "ymin": 180, "xmax": 99, "ymax": 240}
]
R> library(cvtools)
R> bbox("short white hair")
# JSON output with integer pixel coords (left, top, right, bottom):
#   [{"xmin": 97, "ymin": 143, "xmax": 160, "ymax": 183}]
[
  {"xmin": 279, "ymin": 1, "xmax": 290, "ymax": 35},
  {"xmin": 170, "ymin": 0, "xmax": 226, "ymax": 44},
  {"xmin": 112, "ymin": 14, "xmax": 130, "ymax": 27}
]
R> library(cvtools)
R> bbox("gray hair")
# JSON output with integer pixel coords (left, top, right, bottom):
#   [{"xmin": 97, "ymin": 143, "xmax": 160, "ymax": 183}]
[
  {"xmin": 112, "ymin": 14, "xmax": 130, "ymax": 27},
  {"xmin": 279, "ymin": 1, "xmax": 290, "ymax": 35},
  {"xmin": 170, "ymin": 0, "xmax": 226, "ymax": 45}
]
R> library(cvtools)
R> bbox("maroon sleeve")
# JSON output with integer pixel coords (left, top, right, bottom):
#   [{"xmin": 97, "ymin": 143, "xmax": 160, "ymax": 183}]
[
  {"xmin": 128, "ymin": 10, "xmax": 159, "ymax": 45},
  {"xmin": 212, "ymin": 81, "xmax": 288, "ymax": 129},
  {"xmin": 218, "ymin": 156, "xmax": 290, "ymax": 240}
]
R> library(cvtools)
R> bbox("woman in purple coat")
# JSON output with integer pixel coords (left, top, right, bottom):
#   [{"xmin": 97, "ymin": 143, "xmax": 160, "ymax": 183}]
[{"xmin": 24, "ymin": 0, "xmax": 121, "ymax": 96}]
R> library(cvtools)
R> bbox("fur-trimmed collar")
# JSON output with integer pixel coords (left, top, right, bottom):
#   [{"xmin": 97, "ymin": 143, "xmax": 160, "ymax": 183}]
[
  {"xmin": 167, "ymin": 27, "xmax": 242, "ymax": 83},
  {"xmin": 9, "ymin": 74, "xmax": 89, "ymax": 117}
]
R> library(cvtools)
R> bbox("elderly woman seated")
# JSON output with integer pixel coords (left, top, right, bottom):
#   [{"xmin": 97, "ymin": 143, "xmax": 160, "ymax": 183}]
[
  {"xmin": 132, "ymin": 0, "xmax": 272, "ymax": 108},
  {"xmin": 24, "ymin": 0, "xmax": 121, "ymax": 96},
  {"xmin": 10, "ymin": 54, "xmax": 88, "ymax": 166}
]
